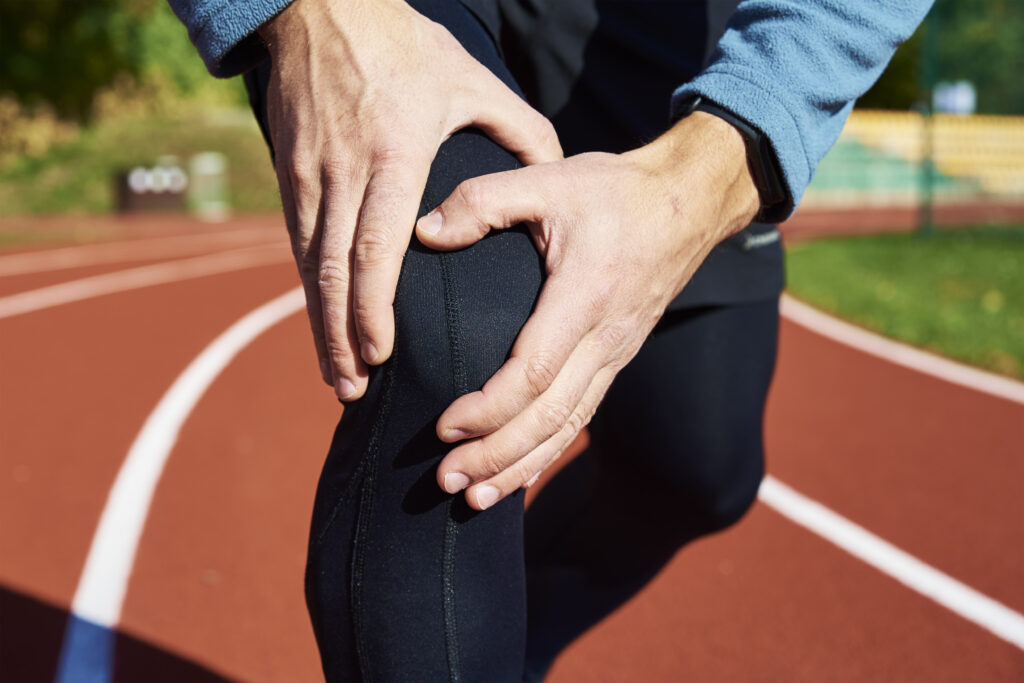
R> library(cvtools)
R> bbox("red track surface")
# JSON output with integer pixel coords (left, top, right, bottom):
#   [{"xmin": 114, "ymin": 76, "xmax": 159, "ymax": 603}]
[{"xmin": 1, "ymin": 217, "xmax": 1022, "ymax": 682}]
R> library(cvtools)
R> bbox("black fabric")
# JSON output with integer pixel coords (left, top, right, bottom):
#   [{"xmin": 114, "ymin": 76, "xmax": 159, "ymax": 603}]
[
  {"xmin": 522, "ymin": 301, "xmax": 777, "ymax": 681},
  {"xmin": 245, "ymin": 1, "xmax": 778, "ymax": 680}
]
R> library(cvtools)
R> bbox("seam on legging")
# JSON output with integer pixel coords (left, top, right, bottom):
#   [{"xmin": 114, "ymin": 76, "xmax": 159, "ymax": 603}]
[
  {"xmin": 440, "ymin": 252, "xmax": 468, "ymax": 682},
  {"xmin": 349, "ymin": 346, "xmax": 398, "ymax": 682},
  {"xmin": 313, "ymin": 453, "xmax": 369, "ymax": 548}
]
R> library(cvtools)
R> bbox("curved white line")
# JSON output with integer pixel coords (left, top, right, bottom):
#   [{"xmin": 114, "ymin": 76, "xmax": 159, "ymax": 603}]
[
  {"xmin": 69, "ymin": 287, "xmax": 304, "ymax": 627},
  {"xmin": 0, "ymin": 245, "xmax": 290, "ymax": 320},
  {"xmin": 780, "ymin": 293, "xmax": 1024, "ymax": 406},
  {"xmin": 0, "ymin": 228, "xmax": 281, "ymax": 277},
  {"xmin": 758, "ymin": 476, "xmax": 1024, "ymax": 650}
]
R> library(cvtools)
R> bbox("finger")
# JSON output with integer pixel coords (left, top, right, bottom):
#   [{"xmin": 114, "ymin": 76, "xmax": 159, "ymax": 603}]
[
  {"xmin": 277, "ymin": 152, "xmax": 332, "ymax": 385},
  {"xmin": 463, "ymin": 66, "xmax": 563, "ymax": 165},
  {"xmin": 415, "ymin": 165, "xmax": 551, "ymax": 251},
  {"xmin": 436, "ymin": 332, "xmax": 607, "ymax": 498},
  {"xmin": 459, "ymin": 367, "xmax": 616, "ymax": 511},
  {"xmin": 351, "ymin": 154, "xmax": 432, "ymax": 366},
  {"xmin": 436, "ymin": 274, "xmax": 598, "ymax": 442},
  {"xmin": 320, "ymin": 164, "xmax": 370, "ymax": 400}
]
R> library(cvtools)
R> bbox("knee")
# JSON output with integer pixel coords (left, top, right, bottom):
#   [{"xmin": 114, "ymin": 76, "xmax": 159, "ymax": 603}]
[{"xmin": 629, "ymin": 426, "xmax": 765, "ymax": 537}]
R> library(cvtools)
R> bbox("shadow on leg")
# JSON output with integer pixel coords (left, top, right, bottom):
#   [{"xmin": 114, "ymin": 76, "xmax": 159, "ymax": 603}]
[{"xmin": 523, "ymin": 300, "xmax": 780, "ymax": 681}]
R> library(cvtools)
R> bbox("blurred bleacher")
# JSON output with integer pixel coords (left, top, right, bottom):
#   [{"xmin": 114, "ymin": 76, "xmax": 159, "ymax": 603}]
[{"xmin": 802, "ymin": 110, "xmax": 1024, "ymax": 208}]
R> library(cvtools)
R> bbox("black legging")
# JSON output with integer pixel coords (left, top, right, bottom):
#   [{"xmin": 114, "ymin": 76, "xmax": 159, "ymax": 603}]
[{"xmin": 245, "ymin": 1, "xmax": 777, "ymax": 680}]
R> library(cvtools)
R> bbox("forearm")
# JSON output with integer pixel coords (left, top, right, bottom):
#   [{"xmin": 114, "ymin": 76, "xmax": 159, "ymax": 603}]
[{"xmin": 672, "ymin": 0, "xmax": 934, "ymax": 219}]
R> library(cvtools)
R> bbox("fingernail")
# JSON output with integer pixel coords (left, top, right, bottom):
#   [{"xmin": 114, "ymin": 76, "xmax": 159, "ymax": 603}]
[
  {"xmin": 417, "ymin": 211, "xmax": 443, "ymax": 236},
  {"xmin": 525, "ymin": 471, "xmax": 541, "ymax": 488},
  {"xmin": 361, "ymin": 340, "xmax": 378, "ymax": 364},
  {"xmin": 475, "ymin": 485, "xmax": 500, "ymax": 510},
  {"xmin": 443, "ymin": 427, "xmax": 470, "ymax": 442},
  {"xmin": 319, "ymin": 358, "xmax": 332, "ymax": 383},
  {"xmin": 335, "ymin": 377, "xmax": 356, "ymax": 400},
  {"xmin": 443, "ymin": 472, "xmax": 470, "ymax": 493}
]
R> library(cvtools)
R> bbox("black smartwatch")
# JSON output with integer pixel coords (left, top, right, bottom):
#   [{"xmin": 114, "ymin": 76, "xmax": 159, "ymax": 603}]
[{"xmin": 680, "ymin": 96, "xmax": 788, "ymax": 223}]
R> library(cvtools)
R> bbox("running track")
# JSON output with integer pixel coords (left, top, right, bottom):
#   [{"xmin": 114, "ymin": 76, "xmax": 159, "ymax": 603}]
[{"xmin": 1, "ymin": 218, "xmax": 1022, "ymax": 682}]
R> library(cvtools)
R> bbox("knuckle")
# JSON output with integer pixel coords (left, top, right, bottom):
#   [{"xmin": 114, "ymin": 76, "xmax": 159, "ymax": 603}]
[
  {"xmin": 595, "ymin": 319, "xmax": 632, "ymax": 354},
  {"xmin": 298, "ymin": 253, "xmax": 320, "ymax": 282},
  {"xmin": 510, "ymin": 460, "xmax": 536, "ymax": 487},
  {"xmin": 522, "ymin": 353, "xmax": 559, "ymax": 396},
  {"xmin": 354, "ymin": 228, "xmax": 394, "ymax": 266},
  {"xmin": 586, "ymin": 281, "xmax": 616, "ymax": 314},
  {"xmin": 534, "ymin": 117, "xmax": 559, "ymax": 151},
  {"xmin": 477, "ymin": 445, "xmax": 508, "ymax": 477},
  {"xmin": 321, "ymin": 156, "xmax": 354, "ymax": 183},
  {"xmin": 286, "ymin": 153, "xmax": 317, "ymax": 186},
  {"xmin": 454, "ymin": 178, "xmax": 486, "ymax": 213},
  {"xmin": 351, "ymin": 296, "xmax": 382, "ymax": 328},
  {"xmin": 324, "ymin": 337, "xmax": 353, "ymax": 365},
  {"xmin": 370, "ymin": 143, "xmax": 406, "ymax": 168},
  {"xmin": 565, "ymin": 408, "xmax": 588, "ymax": 436},
  {"xmin": 536, "ymin": 398, "xmax": 572, "ymax": 434},
  {"xmin": 317, "ymin": 262, "xmax": 348, "ymax": 294}
]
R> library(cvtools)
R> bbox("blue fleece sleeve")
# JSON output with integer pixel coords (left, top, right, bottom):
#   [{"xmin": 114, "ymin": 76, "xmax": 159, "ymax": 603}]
[
  {"xmin": 672, "ymin": 0, "xmax": 933, "ymax": 220},
  {"xmin": 166, "ymin": 0, "xmax": 295, "ymax": 77}
]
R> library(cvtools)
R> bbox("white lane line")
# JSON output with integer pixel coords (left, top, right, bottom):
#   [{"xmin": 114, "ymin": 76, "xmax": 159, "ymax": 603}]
[
  {"xmin": 0, "ymin": 245, "xmax": 291, "ymax": 319},
  {"xmin": 758, "ymin": 476, "xmax": 1024, "ymax": 650},
  {"xmin": 69, "ymin": 287, "xmax": 305, "ymax": 627},
  {"xmin": 780, "ymin": 293, "xmax": 1024, "ymax": 406},
  {"xmin": 0, "ymin": 227, "xmax": 281, "ymax": 277}
]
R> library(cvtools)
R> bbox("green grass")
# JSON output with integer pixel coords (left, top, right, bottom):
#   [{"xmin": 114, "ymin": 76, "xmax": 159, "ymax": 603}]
[
  {"xmin": 785, "ymin": 225, "xmax": 1024, "ymax": 379},
  {"xmin": 0, "ymin": 108, "xmax": 280, "ymax": 217}
]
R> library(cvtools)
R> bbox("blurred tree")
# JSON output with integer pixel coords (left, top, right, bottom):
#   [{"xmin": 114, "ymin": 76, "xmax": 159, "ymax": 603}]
[
  {"xmin": 858, "ymin": 30, "xmax": 922, "ymax": 111},
  {"xmin": 861, "ymin": 0, "xmax": 1024, "ymax": 114},
  {"xmin": 0, "ymin": 0, "xmax": 240, "ymax": 122},
  {"xmin": 0, "ymin": 0, "xmax": 150, "ymax": 121}
]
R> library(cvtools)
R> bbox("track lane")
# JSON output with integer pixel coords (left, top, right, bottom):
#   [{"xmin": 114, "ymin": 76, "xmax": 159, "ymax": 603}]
[
  {"xmin": 115, "ymin": 311, "xmax": 1023, "ymax": 681},
  {"xmin": 766, "ymin": 319, "xmax": 1024, "ymax": 612},
  {"xmin": 0, "ymin": 227, "xmax": 281, "ymax": 278},
  {"xmin": 4, "ymin": 223, "xmax": 1022, "ymax": 680},
  {"xmin": 0, "ymin": 261, "xmax": 300, "ymax": 612},
  {"xmin": 122, "ymin": 314, "xmax": 334, "ymax": 683},
  {"xmin": 548, "ymin": 503, "xmax": 1024, "ymax": 682}
]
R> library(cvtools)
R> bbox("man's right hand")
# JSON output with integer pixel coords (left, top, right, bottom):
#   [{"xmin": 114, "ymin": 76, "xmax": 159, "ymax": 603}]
[{"xmin": 258, "ymin": 0, "xmax": 562, "ymax": 400}]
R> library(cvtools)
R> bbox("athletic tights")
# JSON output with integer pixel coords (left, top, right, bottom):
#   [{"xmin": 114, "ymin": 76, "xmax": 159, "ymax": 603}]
[{"xmin": 244, "ymin": 1, "xmax": 778, "ymax": 680}]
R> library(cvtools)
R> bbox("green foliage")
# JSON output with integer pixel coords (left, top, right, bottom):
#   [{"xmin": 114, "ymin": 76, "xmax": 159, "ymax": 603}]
[
  {"xmin": 932, "ymin": 0, "xmax": 1024, "ymax": 114},
  {"xmin": 1, "ymin": 0, "xmax": 147, "ymax": 120},
  {"xmin": 860, "ymin": 0, "xmax": 1024, "ymax": 114},
  {"xmin": 0, "ymin": 0, "xmax": 244, "ymax": 122},
  {"xmin": 859, "ymin": 30, "xmax": 922, "ymax": 111},
  {"xmin": 786, "ymin": 226, "xmax": 1024, "ymax": 378}
]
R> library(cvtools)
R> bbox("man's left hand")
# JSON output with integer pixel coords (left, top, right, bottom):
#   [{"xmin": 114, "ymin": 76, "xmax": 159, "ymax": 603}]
[{"xmin": 415, "ymin": 111, "xmax": 761, "ymax": 510}]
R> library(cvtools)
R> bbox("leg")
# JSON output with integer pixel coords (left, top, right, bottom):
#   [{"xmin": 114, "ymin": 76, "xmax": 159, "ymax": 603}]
[
  {"xmin": 523, "ymin": 300, "xmax": 780, "ymax": 680},
  {"xmin": 247, "ymin": 1, "xmax": 542, "ymax": 680}
]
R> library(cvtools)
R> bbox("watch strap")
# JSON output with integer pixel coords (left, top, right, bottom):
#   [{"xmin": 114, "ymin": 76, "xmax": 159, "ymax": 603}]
[{"xmin": 683, "ymin": 96, "xmax": 787, "ymax": 223}]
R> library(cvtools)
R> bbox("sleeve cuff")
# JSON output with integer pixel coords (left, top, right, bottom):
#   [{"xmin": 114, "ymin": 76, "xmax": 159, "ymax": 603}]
[
  {"xmin": 672, "ymin": 64, "xmax": 815, "ymax": 221},
  {"xmin": 188, "ymin": 0, "xmax": 295, "ymax": 77}
]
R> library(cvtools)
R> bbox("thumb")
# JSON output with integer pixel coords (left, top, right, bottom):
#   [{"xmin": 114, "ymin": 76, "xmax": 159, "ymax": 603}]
[{"xmin": 415, "ymin": 166, "xmax": 551, "ymax": 250}]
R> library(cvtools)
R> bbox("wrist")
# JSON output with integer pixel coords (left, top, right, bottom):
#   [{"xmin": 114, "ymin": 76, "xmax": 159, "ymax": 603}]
[{"xmin": 633, "ymin": 112, "xmax": 759, "ymax": 242}]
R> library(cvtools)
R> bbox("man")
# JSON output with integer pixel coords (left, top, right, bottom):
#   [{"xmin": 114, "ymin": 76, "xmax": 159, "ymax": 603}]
[{"xmin": 170, "ymin": 0, "xmax": 931, "ymax": 680}]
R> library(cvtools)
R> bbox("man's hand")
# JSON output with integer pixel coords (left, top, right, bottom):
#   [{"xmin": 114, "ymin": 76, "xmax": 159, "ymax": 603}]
[
  {"xmin": 417, "ymin": 112, "xmax": 760, "ymax": 510},
  {"xmin": 259, "ymin": 0, "xmax": 561, "ymax": 400}
]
